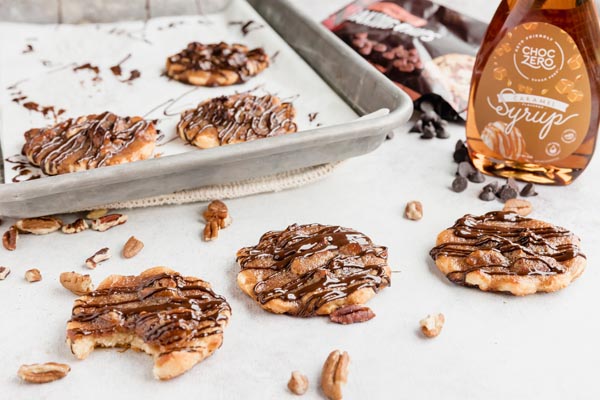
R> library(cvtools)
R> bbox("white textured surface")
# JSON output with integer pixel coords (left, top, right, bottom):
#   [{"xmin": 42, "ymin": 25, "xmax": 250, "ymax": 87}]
[{"xmin": 1, "ymin": 1, "xmax": 600, "ymax": 399}]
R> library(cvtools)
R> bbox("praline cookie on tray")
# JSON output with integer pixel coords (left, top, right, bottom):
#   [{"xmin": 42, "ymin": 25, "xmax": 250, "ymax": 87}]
[
  {"xmin": 66, "ymin": 267, "xmax": 231, "ymax": 380},
  {"xmin": 177, "ymin": 93, "xmax": 297, "ymax": 149},
  {"xmin": 22, "ymin": 111, "xmax": 157, "ymax": 176},
  {"xmin": 429, "ymin": 211, "xmax": 586, "ymax": 295},
  {"xmin": 236, "ymin": 223, "xmax": 391, "ymax": 317},
  {"xmin": 166, "ymin": 42, "xmax": 269, "ymax": 86}
]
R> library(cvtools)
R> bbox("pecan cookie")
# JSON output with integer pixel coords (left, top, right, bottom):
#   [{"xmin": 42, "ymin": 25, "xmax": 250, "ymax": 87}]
[
  {"xmin": 430, "ymin": 211, "xmax": 586, "ymax": 296},
  {"xmin": 22, "ymin": 111, "xmax": 156, "ymax": 176},
  {"xmin": 66, "ymin": 267, "xmax": 231, "ymax": 380},
  {"xmin": 166, "ymin": 42, "xmax": 269, "ymax": 86},
  {"xmin": 177, "ymin": 93, "xmax": 297, "ymax": 149},
  {"xmin": 236, "ymin": 224, "xmax": 391, "ymax": 317}
]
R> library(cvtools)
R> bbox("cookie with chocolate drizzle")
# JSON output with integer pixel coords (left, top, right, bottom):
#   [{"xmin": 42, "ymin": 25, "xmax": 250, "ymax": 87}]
[
  {"xmin": 66, "ymin": 267, "xmax": 231, "ymax": 380},
  {"xmin": 430, "ymin": 211, "xmax": 586, "ymax": 296},
  {"xmin": 22, "ymin": 111, "xmax": 156, "ymax": 176},
  {"xmin": 166, "ymin": 42, "xmax": 269, "ymax": 86},
  {"xmin": 177, "ymin": 93, "xmax": 297, "ymax": 149},
  {"xmin": 236, "ymin": 224, "xmax": 391, "ymax": 317}
]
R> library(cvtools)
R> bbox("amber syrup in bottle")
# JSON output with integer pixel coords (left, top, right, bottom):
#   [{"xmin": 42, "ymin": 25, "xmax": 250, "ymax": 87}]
[{"xmin": 466, "ymin": 0, "xmax": 600, "ymax": 184}]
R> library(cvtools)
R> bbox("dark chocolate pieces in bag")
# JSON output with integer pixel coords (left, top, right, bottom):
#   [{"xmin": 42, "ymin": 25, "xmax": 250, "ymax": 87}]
[{"xmin": 324, "ymin": 0, "xmax": 487, "ymax": 119}]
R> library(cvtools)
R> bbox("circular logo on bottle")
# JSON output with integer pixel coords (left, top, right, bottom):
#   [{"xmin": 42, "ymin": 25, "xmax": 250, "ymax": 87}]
[{"xmin": 513, "ymin": 23, "xmax": 565, "ymax": 83}]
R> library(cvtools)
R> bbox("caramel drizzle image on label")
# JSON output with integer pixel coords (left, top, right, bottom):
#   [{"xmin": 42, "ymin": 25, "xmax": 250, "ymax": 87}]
[
  {"xmin": 429, "ymin": 211, "xmax": 585, "ymax": 285},
  {"xmin": 237, "ymin": 224, "xmax": 390, "ymax": 317},
  {"xmin": 22, "ymin": 111, "xmax": 156, "ymax": 176},
  {"xmin": 178, "ymin": 94, "xmax": 297, "ymax": 145},
  {"xmin": 68, "ymin": 272, "xmax": 230, "ymax": 349},
  {"xmin": 167, "ymin": 42, "xmax": 268, "ymax": 83}
]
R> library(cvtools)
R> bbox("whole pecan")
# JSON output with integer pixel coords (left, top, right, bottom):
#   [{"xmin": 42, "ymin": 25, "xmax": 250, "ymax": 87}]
[
  {"xmin": 16, "ymin": 216, "xmax": 62, "ymax": 234},
  {"xmin": 321, "ymin": 350, "xmax": 350, "ymax": 400},
  {"xmin": 122, "ymin": 236, "xmax": 144, "ymax": 258},
  {"xmin": 18, "ymin": 362, "xmax": 70, "ymax": 383},
  {"xmin": 329, "ymin": 305, "xmax": 375, "ymax": 325}
]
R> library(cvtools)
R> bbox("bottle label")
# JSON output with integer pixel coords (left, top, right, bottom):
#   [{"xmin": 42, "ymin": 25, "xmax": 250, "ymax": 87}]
[{"xmin": 474, "ymin": 22, "xmax": 591, "ymax": 163}]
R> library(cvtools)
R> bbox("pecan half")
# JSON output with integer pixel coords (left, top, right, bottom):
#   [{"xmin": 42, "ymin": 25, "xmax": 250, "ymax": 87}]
[
  {"xmin": 17, "ymin": 362, "xmax": 70, "ymax": 384},
  {"xmin": 404, "ymin": 200, "xmax": 423, "ymax": 221},
  {"xmin": 16, "ymin": 216, "xmax": 62, "ymax": 234},
  {"xmin": 321, "ymin": 350, "xmax": 350, "ymax": 400},
  {"xmin": 85, "ymin": 247, "xmax": 111, "ymax": 269},
  {"xmin": 61, "ymin": 218, "xmax": 89, "ymax": 234},
  {"xmin": 420, "ymin": 313, "xmax": 445, "ymax": 338},
  {"xmin": 59, "ymin": 271, "xmax": 94, "ymax": 295},
  {"xmin": 329, "ymin": 305, "xmax": 375, "ymax": 325},
  {"xmin": 90, "ymin": 214, "xmax": 127, "ymax": 232},
  {"xmin": 25, "ymin": 268, "xmax": 42, "ymax": 283},
  {"xmin": 86, "ymin": 208, "xmax": 108, "ymax": 220},
  {"xmin": 2, "ymin": 226, "xmax": 18, "ymax": 251},
  {"xmin": 288, "ymin": 371, "xmax": 309, "ymax": 395},
  {"xmin": 503, "ymin": 199, "xmax": 533, "ymax": 216},
  {"xmin": 0, "ymin": 266, "xmax": 11, "ymax": 280},
  {"xmin": 122, "ymin": 236, "xmax": 144, "ymax": 258}
]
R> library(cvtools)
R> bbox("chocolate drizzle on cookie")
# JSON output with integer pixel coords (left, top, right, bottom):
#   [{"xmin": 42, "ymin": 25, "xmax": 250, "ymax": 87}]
[
  {"xmin": 166, "ymin": 42, "xmax": 269, "ymax": 86},
  {"xmin": 68, "ymin": 271, "xmax": 231, "ymax": 348},
  {"xmin": 430, "ymin": 211, "xmax": 585, "ymax": 285},
  {"xmin": 178, "ymin": 94, "xmax": 297, "ymax": 147},
  {"xmin": 237, "ymin": 224, "xmax": 390, "ymax": 317},
  {"xmin": 22, "ymin": 111, "xmax": 156, "ymax": 176}
]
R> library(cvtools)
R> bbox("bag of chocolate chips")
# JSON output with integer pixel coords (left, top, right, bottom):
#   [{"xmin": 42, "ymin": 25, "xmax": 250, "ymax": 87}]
[{"xmin": 323, "ymin": 0, "xmax": 487, "ymax": 121}]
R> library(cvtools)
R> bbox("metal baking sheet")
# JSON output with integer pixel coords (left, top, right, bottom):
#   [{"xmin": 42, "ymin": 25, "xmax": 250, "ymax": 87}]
[{"xmin": 0, "ymin": 0, "xmax": 412, "ymax": 217}]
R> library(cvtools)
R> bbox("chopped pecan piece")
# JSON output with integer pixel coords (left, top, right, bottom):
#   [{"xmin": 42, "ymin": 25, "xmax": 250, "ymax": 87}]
[
  {"xmin": 16, "ymin": 216, "xmax": 62, "ymax": 234},
  {"xmin": 122, "ymin": 236, "xmax": 144, "ymax": 258},
  {"xmin": 503, "ymin": 199, "xmax": 533, "ymax": 216},
  {"xmin": 321, "ymin": 350, "xmax": 350, "ymax": 400},
  {"xmin": 420, "ymin": 313, "xmax": 445, "ymax": 338},
  {"xmin": 25, "ymin": 268, "xmax": 42, "ymax": 283},
  {"xmin": 85, "ymin": 247, "xmax": 111, "ymax": 269},
  {"xmin": 91, "ymin": 214, "xmax": 127, "ymax": 232},
  {"xmin": 61, "ymin": 218, "xmax": 89, "ymax": 234},
  {"xmin": 2, "ymin": 226, "xmax": 18, "ymax": 251},
  {"xmin": 288, "ymin": 371, "xmax": 309, "ymax": 395},
  {"xmin": 0, "ymin": 266, "xmax": 11, "ymax": 280},
  {"xmin": 404, "ymin": 201, "xmax": 423, "ymax": 221},
  {"xmin": 17, "ymin": 362, "xmax": 70, "ymax": 383},
  {"xmin": 202, "ymin": 200, "xmax": 232, "ymax": 241},
  {"xmin": 86, "ymin": 208, "xmax": 109, "ymax": 220},
  {"xmin": 329, "ymin": 305, "xmax": 375, "ymax": 325},
  {"xmin": 60, "ymin": 271, "xmax": 94, "ymax": 295}
]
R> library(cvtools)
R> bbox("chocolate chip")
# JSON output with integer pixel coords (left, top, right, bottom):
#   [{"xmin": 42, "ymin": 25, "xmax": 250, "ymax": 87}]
[
  {"xmin": 497, "ymin": 185, "xmax": 518, "ymax": 202},
  {"xmin": 479, "ymin": 190, "xmax": 496, "ymax": 201},
  {"xmin": 410, "ymin": 119, "xmax": 423, "ymax": 133},
  {"xmin": 482, "ymin": 181, "xmax": 499, "ymax": 193},
  {"xmin": 468, "ymin": 170, "xmax": 486, "ymax": 183},
  {"xmin": 451, "ymin": 176, "xmax": 468, "ymax": 192},
  {"xmin": 507, "ymin": 177, "xmax": 519, "ymax": 191},
  {"xmin": 420, "ymin": 124, "xmax": 435, "ymax": 139},
  {"xmin": 457, "ymin": 161, "xmax": 475, "ymax": 178},
  {"xmin": 453, "ymin": 140, "xmax": 469, "ymax": 163},
  {"xmin": 520, "ymin": 182, "xmax": 538, "ymax": 197},
  {"xmin": 436, "ymin": 126, "xmax": 450, "ymax": 139}
]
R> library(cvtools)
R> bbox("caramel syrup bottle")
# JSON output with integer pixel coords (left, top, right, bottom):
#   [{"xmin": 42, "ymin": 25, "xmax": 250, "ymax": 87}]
[{"xmin": 466, "ymin": 0, "xmax": 600, "ymax": 184}]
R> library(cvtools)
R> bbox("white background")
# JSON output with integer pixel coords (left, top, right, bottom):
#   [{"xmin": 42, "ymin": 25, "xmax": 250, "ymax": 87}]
[{"xmin": 1, "ymin": 1, "xmax": 599, "ymax": 399}]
